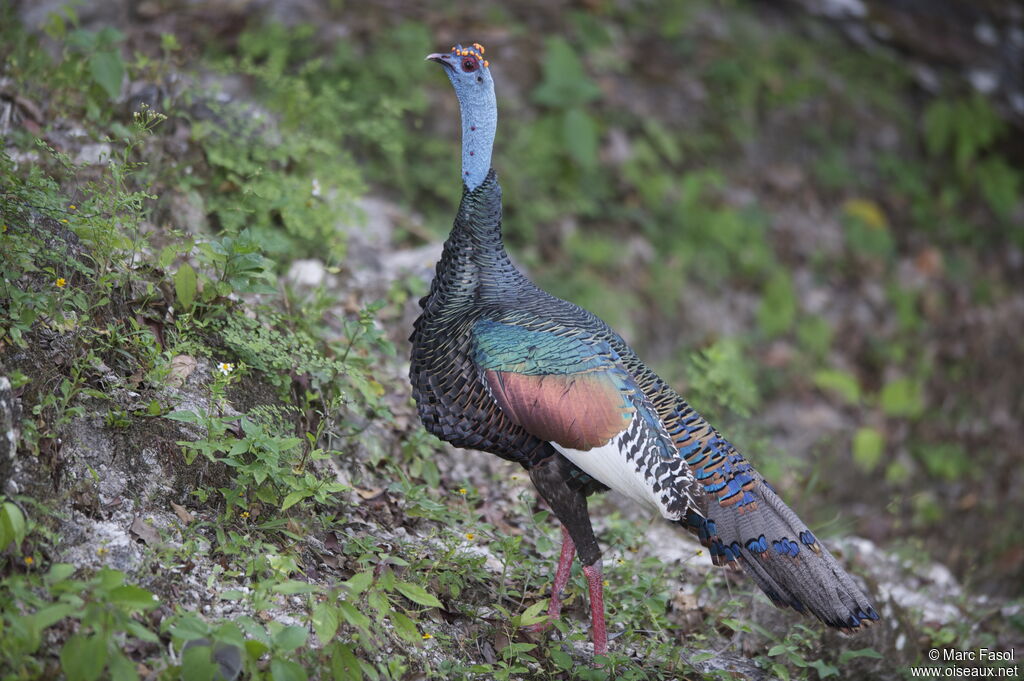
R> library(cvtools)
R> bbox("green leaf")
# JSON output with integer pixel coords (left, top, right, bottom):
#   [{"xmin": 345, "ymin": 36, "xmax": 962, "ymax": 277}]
[
  {"xmin": 97, "ymin": 568, "xmax": 126, "ymax": 590},
  {"xmin": 550, "ymin": 648, "xmax": 573, "ymax": 670},
  {"xmin": 719, "ymin": 618, "xmax": 750, "ymax": 633},
  {"xmin": 923, "ymin": 99, "xmax": 953, "ymax": 158},
  {"xmin": 174, "ymin": 263, "xmax": 197, "ymax": 311},
  {"xmin": 170, "ymin": 613, "xmax": 210, "ymax": 641},
  {"xmin": 337, "ymin": 601, "xmax": 371, "ymax": 631},
  {"xmin": 245, "ymin": 639, "xmax": 270, "ymax": 659},
  {"xmin": 281, "ymin": 490, "xmax": 311, "ymax": 511},
  {"xmin": 271, "ymin": 658, "xmax": 309, "ymax": 681},
  {"xmin": 313, "ymin": 602, "xmax": 339, "ymax": 643},
  {"xmin": 89, "ymin": 50, "xmax": 124, "ymax": 100},
  {"xmin": 394, "ymin": 582, "xmax": 442, "ymax": 609},
  {"xmin": 812, "ymin": 369, "xmax": 861, "ymax": 405},
  {"xmin": 879, "ymin": 377, "xmax": 925, "ymax": 418},
  {"xmin": 1, "ymin": 501, "xmax": 27, "ymax": 548},
  {"xmin": 213, "ymin": 622, "xmax": 246, "ymax": 647},
  {"xmin": 29, "ymin": 604, "xmax": 77, "ymax": 634},
  {"xmin": 757, "ymin": 271, "xmax": 797, "ymax": 338},
  {"xmin": 60, "ymin": 634, "xmax": 107, "ymax": 681},
  {"xmin": 852, "ymin": 427, "xmax": 885, "ymax": 473},
  {"xmin": 389, "ymin": 611, "xmax": 421, "ymax": 645},
  {"xmin": 563, "ymin": 108, "xmax": 598, "ymax": 169},
  {"xmin": 330, "ymin": 643, "xmax": 363, "ymax": 681},
  {"xmin": 533, "ymin": 37, "xmax": 601, "ymax": 108},
  {"xmin": 272, "ymin": 580, "xmax": 317, "ymax": 595},
  {"xmin": 235, "ymin": 616, "xmax": 269, "ymax": 644},
  {"xmin": 125, "ymin": 619, "xmax": 161, "ymax": 643},
  {"xmin": 272, "ymin": 625, "xmax": 308, "ymax": 652},
  {"xmin": 514, "ymin": 600, "xmax": 547, "ymax": 628},
  {"xmin": 181, "ymin": 643, "xmax": 218, "ymax": 681},
  {"xmin": 838, "ymin": 647, "xmax": 885, "ymax": 664},
  {"xmin": 976, "ymin": 157, "xmax": 1020, "ymax": 217},
  {"xmin": 109, "ymin": 585, "xmax": 159, "ymax": 611},
  {"xmin": 500, "ymin": 642, "xmax": 536, "ymax": 657},
  {"xmin": 344, "ymin": 572, "xmax": 373, "ymax": 596},
  {"xmin": 164, "ymin": 409, "xmax": 200, "ymax": 423},
  {"xmin": 807, "ymin": 659, "xmax": 839, "ymax": 678},
  {"xmin": 107, "ymin": 650, "xmax": 139, "ymax": 681}
]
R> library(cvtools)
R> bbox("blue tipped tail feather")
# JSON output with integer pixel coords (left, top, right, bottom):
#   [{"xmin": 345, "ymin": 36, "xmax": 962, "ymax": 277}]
[{"xmin": 683, "ymin": 480, "xmax": 879, "ymax": 632}]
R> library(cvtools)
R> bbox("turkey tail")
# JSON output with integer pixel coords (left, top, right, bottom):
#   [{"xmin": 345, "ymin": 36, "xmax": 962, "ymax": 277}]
[{"xmin": 681, "ymin": 481, "xmax": 879, "ymax": 632}]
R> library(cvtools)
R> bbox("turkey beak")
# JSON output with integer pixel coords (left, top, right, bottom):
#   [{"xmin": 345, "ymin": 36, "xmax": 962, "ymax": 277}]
[{"xmin": 426, "ymin": 53, "xmax": 455, "ymax": 72}]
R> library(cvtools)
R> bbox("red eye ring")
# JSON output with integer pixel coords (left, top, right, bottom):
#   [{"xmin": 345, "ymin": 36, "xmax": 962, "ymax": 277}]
[{"xmin": 462, "ymin": 58, "xmax": 478, "ymax": 72}]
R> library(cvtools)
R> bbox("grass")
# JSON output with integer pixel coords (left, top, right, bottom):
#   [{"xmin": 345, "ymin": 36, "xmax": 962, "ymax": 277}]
[{"xmin": 2, "ymin": 1, "xmax": 1023, "ymax": 679}]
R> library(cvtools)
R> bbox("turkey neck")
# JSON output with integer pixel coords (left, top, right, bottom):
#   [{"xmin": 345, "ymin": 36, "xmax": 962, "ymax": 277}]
[
  {"xmin": 430, "ymin": 171, "xmax": 530, "ymax": 311},
  {"xmin": 458, "ymin": 77, "xmax": 496, "ymax": 191}
]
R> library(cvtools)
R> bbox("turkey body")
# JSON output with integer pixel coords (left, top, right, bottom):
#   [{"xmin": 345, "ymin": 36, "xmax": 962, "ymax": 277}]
[
  {"xmin": 410, "ymin": 173, "xmax": 693, "ymax": 527},
  {"xmin": 411, "ymin": 45, "xmax": 878, "ymax": 657}
]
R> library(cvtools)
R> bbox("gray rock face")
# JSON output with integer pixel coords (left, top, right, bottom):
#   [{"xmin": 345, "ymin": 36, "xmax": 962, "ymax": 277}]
[{"xmin": 0, "ymin": 377, "xmax": 18, "ymax": 493}]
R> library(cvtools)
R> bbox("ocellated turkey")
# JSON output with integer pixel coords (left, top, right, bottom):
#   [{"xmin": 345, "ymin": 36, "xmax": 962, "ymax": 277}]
[{"xmin": 410, "ymin": 43, "xmax": 879, "ymax": 656}]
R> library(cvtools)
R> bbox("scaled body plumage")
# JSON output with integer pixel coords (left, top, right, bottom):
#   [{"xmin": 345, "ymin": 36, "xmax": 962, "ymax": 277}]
[{"xmin": 411, "ymin": 43, "xmax": 878, "ymax": 656}]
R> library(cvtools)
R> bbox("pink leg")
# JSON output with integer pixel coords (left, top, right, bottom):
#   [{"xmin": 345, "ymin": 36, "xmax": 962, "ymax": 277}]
[
  {"xmin": 581, "ymin": 562, "xmax": 607, "ymax": 656},
  {"xmin": 530, "ymin": 525, "xmax": 575, "ymax": 632}
]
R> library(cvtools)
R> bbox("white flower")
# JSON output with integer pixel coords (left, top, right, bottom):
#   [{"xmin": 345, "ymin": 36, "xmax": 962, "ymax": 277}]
[{"xmin": 217, "ymin": 362, "xmax": 235, "ymax": 376}]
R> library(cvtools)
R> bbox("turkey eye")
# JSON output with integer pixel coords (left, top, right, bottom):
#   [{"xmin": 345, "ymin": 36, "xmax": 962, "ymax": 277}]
[{"xmin": 462, "ymin": 58, "xmax": 478, "ymax": 72}]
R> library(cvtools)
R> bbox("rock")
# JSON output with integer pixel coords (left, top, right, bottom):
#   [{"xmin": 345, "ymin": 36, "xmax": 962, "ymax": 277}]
[
  {"xmin": 845, "ymin": 537, "xmax": 964, "ymax": 626},
  {"xmin": 681, "ymin": 648, "xmax": 769, "ymax": 679},
  {"xmin": 73, "ymin": 143, "xmax": 112, "ymax": 166},
  {"xmin": 286, "ymin": 259, "xmax": 330, "ymax": 288},
  {"xmin": 0, "ymin": 377, "xmax": 18, "ymax": 492}
]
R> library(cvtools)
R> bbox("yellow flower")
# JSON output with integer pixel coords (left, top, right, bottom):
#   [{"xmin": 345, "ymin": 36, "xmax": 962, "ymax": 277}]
[
  {"xmin": 241, "ymin": 511, "xmax": 250, "ymax": 519},
  {"xmin": 843, "ymin": 198, "xmax": 888, "ymax": 230},
  {"xmin": 24, "ymin": 556, "xmax": 34, "ymax": 566},
  {"xmin": 421, "ymin": 633, "xmax": 433, "ymax": 640},
  {"xmin": 68, "ymin": 204, "xmax": 77, "ymax": 211},
  {"xmin": 602, "ymin": 580, "xmax": 609, "ymax": 587},
  {"xmin": 465, "ymin": 533, "xmax": 475, "ymax": 541},
  {"xmin": 457, "ymin": 488, "xmax": 467, "ymax": 495},
  {"xmin": 55, "ymin": 277, "xmax": 67, "ymax": 288},
  {"xmin": 96, "ymin": 546, "xmax": 109, "ymax": 557},
  {"xmin": 60, "ymin": 219, "xmax": 69, "ymax": 224}
]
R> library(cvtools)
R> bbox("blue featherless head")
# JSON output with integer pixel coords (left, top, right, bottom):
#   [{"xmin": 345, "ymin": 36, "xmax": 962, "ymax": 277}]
[
  {"xmin": 425, "ymin": 42, "xmax": 493, "ymax": 95},
  {"xmin": 426, "ymin": 42, "xmax": 497, "ymax": 190}
]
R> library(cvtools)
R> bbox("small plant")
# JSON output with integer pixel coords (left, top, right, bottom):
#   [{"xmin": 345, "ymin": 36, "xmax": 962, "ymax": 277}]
[
  {"xmin": 0, "ymin": 562, "xmax": 160, "ymax": 680},
  {"xmin": 686, "ymin": 338, "xmax": 760, "ymax": 419}
]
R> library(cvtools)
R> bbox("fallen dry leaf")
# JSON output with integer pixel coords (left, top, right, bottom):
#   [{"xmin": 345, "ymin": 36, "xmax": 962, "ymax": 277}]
[
  {"xmin": 167, "ymin": 355, "xmax": 197, "ymax": 388},
  {"xmin": 355, "ymin": 486, "xmax": 384, "ymax": 500},
  {"xmin": 170, "ymin": 501, "xmax": 194, "ymax": 524},
  {"xmin": 130, "ymin": 516, "xmax": 161, "ymax": 546}
]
